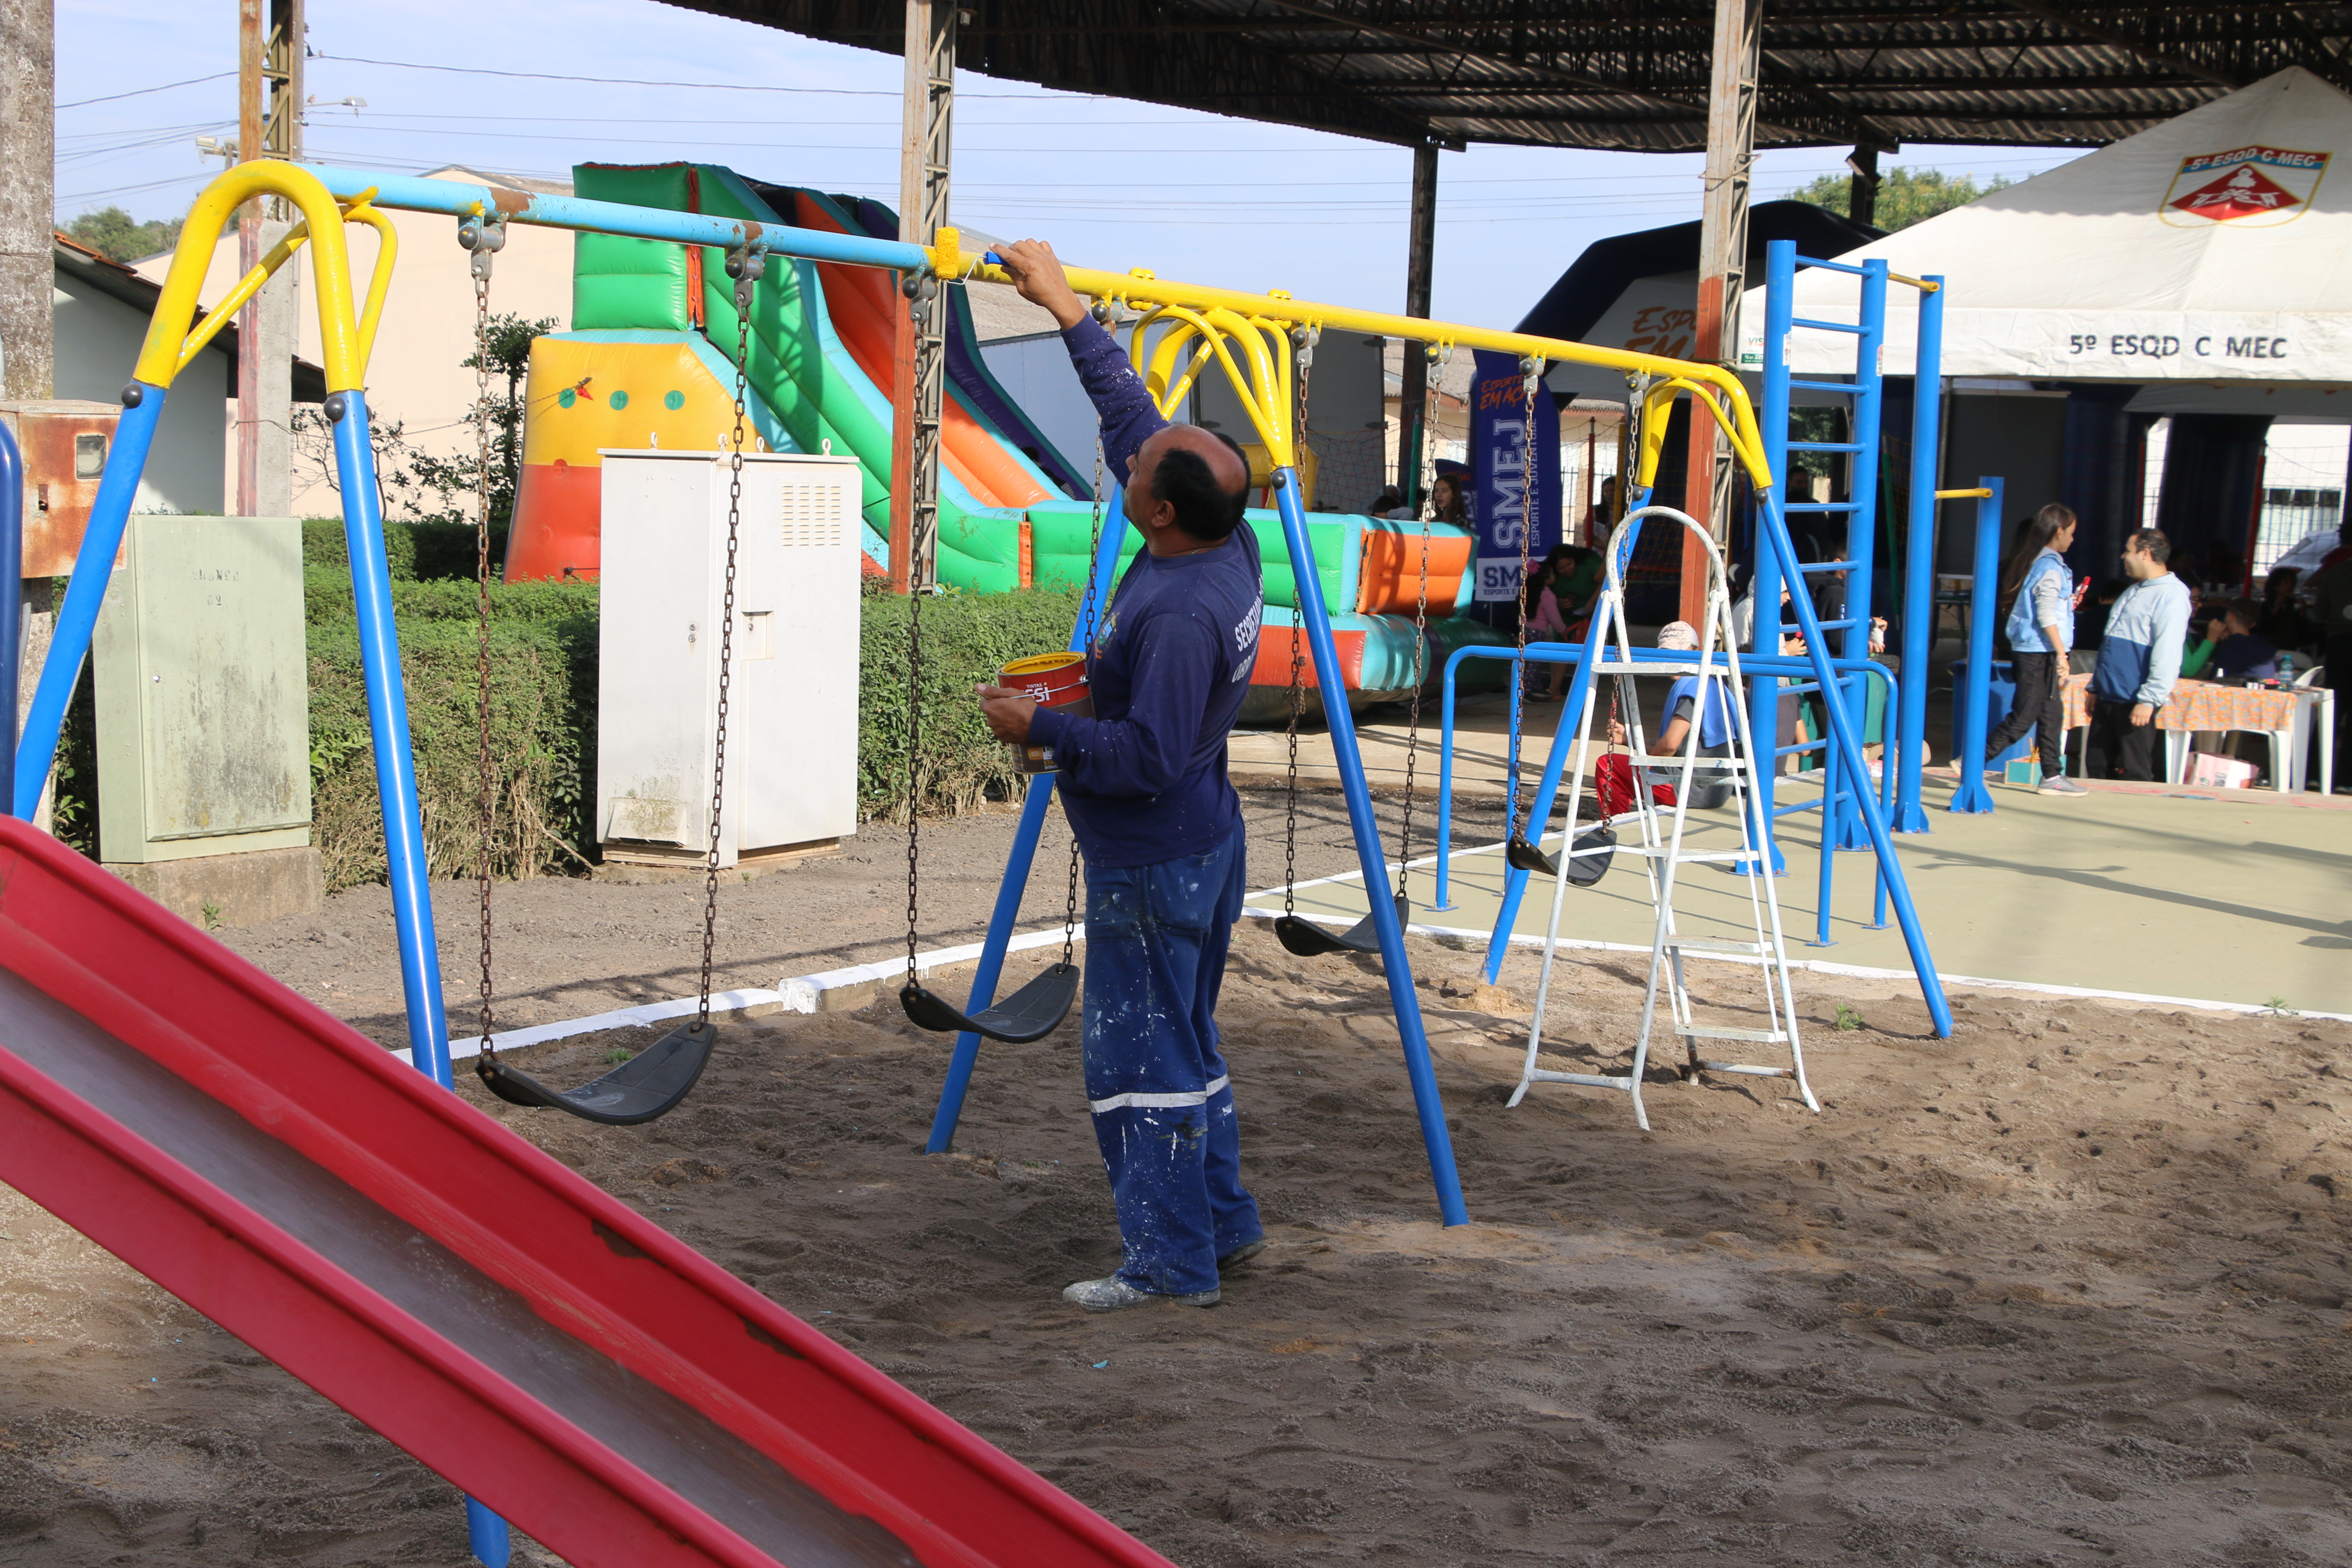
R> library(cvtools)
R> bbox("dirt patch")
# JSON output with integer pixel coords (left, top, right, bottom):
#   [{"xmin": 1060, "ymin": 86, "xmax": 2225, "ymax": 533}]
[{"xmin": 4, "ymin": 786, "xmax": 2351, "ymax": 1564}]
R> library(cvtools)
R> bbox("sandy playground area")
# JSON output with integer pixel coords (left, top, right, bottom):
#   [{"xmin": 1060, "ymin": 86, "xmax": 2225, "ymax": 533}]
[{"xmin": 0, "ymin": 787, "xmax": 2349, "ymax": 1565}]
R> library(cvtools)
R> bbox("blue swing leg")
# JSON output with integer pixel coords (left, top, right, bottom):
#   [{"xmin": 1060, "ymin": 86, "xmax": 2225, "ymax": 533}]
[{"xmin": 924, "ymin": 486, "xmax": 1131, "ymax": 1155}]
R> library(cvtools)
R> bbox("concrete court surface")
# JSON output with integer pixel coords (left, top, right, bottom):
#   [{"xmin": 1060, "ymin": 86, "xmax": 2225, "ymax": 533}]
[{"xmin": 1245, "ymin": 769, "xmax": 2352, "ymax": 1016}]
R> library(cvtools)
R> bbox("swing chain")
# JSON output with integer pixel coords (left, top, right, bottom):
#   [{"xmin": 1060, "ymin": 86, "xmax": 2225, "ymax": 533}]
[
  {"xmin": 703, "ymin": 248, "xmax": 763, "ymax": 1031},
  {"xmin": 1396, "ymin": 341, "xmax": 1444, "ymax": 898},
  {"xmin": 1509, "ymin": 355, "xmax": 1543, "ymax": 827},
  {"xmin": 462, "ymin": 214, "xmax": 501, "ymax": 1057},
  {"xmin": 1063, "ymin": 435, "xmax": 1107, "ymax": 969},
  {"xmin": 1280, "ymin": 324, "xmax": 1317, "ymax": 921}
]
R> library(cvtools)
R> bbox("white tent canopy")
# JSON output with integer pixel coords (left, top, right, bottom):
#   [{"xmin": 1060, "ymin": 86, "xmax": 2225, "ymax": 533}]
[{"xmin": 1741, "ymin": 67, "xmax": 2352, "ymax": 407}]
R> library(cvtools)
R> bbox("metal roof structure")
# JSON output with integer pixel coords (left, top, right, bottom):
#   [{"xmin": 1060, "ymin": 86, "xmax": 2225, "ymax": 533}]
[{"xmin": 669, "ymin": 2, "xmax": 2352, "ymax": 153}]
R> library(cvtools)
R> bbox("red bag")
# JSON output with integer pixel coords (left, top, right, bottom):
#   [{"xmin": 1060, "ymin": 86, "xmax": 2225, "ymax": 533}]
[{"xmin": 1594, "ymin": 753, "xmax": 1677, "ymax": 819}]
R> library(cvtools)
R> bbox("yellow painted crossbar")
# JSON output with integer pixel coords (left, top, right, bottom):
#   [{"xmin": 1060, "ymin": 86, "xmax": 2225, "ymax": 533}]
[
  {"xmin": 1934, "ymin": 487, "xmax": 1995, "ymax": 499},
  {"xmin": 136, "ymin": 162, "xmax": 389, "ymax": 394},
  {"xmin": 938, "ymin": 234, "xmax": 1776, "ymax": 494}
]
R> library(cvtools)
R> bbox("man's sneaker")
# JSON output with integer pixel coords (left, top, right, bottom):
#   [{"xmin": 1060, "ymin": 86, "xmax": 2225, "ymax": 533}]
[
  {"xmin": 2038, "ymin": 776, "xmax": 2089, "ymax": 796},
  {"xmin": 1218, "ymin": 1238, "xmax": 1268, "ymax": 1270},
  {"xmin": 1062, "ymin": 1276, "xmax": 1219, "ymax": 1312}
]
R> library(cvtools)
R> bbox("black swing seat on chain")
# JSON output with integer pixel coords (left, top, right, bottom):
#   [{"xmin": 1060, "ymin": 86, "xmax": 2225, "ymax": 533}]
[
  {"xmin": 1275, "ymin": 891, "xmax": 1411, "ymax": 959},
  {"xmin": 475, "ymin": 1019, "xmax": 719, "ymax": 1127},
  {"xmin": 899, "ymin": 962, "xmax": 1081, "ymax": 1045},
  {"xmin": 1507, "ymin": 823, "xmax": 1616, "ymax": 888}
]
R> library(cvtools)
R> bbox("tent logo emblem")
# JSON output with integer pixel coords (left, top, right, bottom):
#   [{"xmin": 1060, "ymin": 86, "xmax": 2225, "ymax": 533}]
[{"xmin": 2162, "ymin": 145, "xmax": 2329, "ymax": 227}]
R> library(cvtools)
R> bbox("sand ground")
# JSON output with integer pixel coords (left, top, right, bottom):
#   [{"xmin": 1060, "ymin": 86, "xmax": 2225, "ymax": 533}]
[{"xmin": 3, "ymin": 785, "xmax": 2351, "ymax": 1565}]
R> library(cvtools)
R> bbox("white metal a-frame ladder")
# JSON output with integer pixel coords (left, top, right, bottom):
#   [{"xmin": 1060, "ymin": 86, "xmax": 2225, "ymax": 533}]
[{"xmin": 1507, "ymin": 506, "xmax": 1817, "ymax": 1130}]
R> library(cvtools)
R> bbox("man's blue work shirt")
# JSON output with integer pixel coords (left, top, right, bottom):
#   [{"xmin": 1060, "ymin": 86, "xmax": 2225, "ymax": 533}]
[{"xmin": 1023, "ymin": 316, "xmax": 1264, "ymax": 870}]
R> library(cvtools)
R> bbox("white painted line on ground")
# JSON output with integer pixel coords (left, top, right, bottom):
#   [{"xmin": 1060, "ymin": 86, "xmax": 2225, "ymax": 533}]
[
  {"xmin": 1241, "ymin": 907, "xmax": 2352, "ymax": 1023},
  {"xmin": 395, "ymin": 923, "xmax": 1089, "ymax": 1066}
]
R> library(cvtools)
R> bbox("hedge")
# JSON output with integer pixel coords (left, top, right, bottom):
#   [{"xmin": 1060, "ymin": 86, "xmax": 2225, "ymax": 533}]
[{"xmin": 52, "ymin": 525, "xmax": 1088, "ymax": 889}]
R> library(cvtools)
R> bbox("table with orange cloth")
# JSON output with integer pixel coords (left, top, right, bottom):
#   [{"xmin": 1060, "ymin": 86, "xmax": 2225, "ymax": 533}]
[{"xmin": 2059, "ymin": 673, "xmax": 2328, "ymax": 793}]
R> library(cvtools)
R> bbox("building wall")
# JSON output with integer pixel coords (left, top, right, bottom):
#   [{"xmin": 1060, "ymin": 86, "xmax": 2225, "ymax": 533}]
[
  {"xmin": 52, "ymin": 269, "xmax": 227, "ymax": 515},
  {"xmin": 137, "ymin": 171, "xmax": 576, "ymax": 521}
]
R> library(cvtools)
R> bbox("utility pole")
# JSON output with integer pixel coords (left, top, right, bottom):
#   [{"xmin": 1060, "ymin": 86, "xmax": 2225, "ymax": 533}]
[
  {"xmin": 0, "ymin": 0, "xmax": 52, "ymax": 404},
  {"xmin": 888, "ymin": 0, "xmax": 953, "ymax": 594},
  {"xmin": 1680, "ymin": 0, "xmax": 1759, "ymax": 629},
  {"xmin": 236, "ymin": 0, "xmax": 299, "ymax": 518},
  {"xmin": 1396, "ymin": 140, "xmax": 1438, "ymax": 507}
]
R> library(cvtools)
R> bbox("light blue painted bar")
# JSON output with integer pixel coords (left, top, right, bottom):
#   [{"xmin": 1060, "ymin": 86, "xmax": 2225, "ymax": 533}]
[
  {"xmin": 1792, "ymin": 317, "xmax": 1867, "ymax": 334},
  {"xmin": 924, "ymin": 486, "xmax": 1131, "ymax": 1155},
  {"xmin": 15, "ymin": 386, "xmax": 164, "ymax": 818},
  {"xmin": 305, "ymin": 164, "xmax": 927, "ymax": 271},
  {"xmin": 1751, "ymin": 241, "xmax": 1796, "ymax": 875},
  {"xmin": 1794, "ymin": 254, "xmax": 1874, "ymax": 276}
]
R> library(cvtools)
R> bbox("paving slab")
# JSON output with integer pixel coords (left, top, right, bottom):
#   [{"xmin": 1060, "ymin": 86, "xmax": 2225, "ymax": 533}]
[{"xmin": 1246, "ymin": 770, "xmax": 2352, "ymax": 1016}]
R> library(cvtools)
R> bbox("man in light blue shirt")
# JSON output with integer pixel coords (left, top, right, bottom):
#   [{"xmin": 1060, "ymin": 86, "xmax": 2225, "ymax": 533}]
[{"xmin": 2086, "ymin": 529, "xmax": 2193, "ymax": 781}]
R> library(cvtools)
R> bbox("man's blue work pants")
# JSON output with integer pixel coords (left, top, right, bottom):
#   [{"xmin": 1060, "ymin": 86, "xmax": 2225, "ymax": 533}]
[{"xmin": 1081, "ymin": 818, "xmax": 1262, "ymax": 1297}]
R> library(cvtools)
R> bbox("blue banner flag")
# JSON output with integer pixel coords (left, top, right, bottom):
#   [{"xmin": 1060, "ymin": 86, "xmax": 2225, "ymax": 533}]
[{"xmin": 1467, "ymin": 349, "xmax": 1561, "ymax": 603}]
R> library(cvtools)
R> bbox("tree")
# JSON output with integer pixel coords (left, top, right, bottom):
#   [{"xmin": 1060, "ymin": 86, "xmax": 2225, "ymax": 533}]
[
  {"xmin": 292, "ymin": 312, "xmax": 558, "ymax": 532},
  {"xmin": 64, "ymin": 206, "xmax": 184, "ymax": 263},
  {"xmin": 1787, "ymin": 167, "xmax": 2013, "ymax": 232}
]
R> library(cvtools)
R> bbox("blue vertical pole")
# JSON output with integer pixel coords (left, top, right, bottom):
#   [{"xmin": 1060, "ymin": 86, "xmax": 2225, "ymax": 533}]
[
  {"xmin": 326, "ymin": 390, "xmax": 511, "ymax": 1567},
  {"xmin": 0, "ymin": 420, "xmax": 20, "ymax": 812},
  {"xmin": 15, "ymin": 386, "xmax": 166, "ymax": 818},
  {"xmin": 1895, "ymin": 276, "xmax": 1945, "ymax": 833},
  {"xmin": 1748, "ymin": 242, "xmax": 1795, "ymax": 875},
  {"xmin": 1950, "ymin": 478, "xmax": 2003, "ymax": 814},
  {"xmin": 925, "ymin": 486, "xmax": 1130, "ymax": 1154},
  {"xmin": 1830, "ymin": 260, "xmax": 1889, "ymax": 852},
  {"xmin": 1274, "ymin": 468, "xmax": 1467, "ymax": 1226}
]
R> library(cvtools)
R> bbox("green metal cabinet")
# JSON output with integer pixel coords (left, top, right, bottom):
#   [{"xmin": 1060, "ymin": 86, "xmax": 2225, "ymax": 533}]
[{"xmin": 93, "ymin": 516, "xmax": 312, "ymax": 863}]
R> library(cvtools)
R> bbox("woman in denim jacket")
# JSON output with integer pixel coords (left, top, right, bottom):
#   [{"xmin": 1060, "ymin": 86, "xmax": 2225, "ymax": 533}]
[{"xmin": 1984, "ymin": 503, "xmax": 2087, "ymax": 796}]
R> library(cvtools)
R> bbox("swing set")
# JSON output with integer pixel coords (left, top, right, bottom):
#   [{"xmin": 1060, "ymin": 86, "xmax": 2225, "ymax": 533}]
[{"xmin": 20, "ymin": 158, "xmax": 1788, "ymax": 1230}]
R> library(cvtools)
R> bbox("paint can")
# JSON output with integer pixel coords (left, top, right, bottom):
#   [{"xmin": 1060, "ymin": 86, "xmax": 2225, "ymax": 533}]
[{"xmin": 999, "ymin": 651, "xmax": 1090, "ymax": 773}]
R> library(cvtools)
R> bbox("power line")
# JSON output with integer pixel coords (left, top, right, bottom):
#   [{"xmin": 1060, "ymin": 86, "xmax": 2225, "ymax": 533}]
[{"xmin": 58, "ymin": 70, "xmax": 237, "ymax": 110}]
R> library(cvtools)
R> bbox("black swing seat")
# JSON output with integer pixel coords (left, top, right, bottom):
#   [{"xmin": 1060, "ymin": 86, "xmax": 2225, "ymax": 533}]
[
  {"xmin": 476, "ymin": 1019, "xmax": 718, "ymax": 1127},
  {"xmin": 1506, "ymin": 822, "xmax": 1616, "ymax": 887},
  {"xmin": 1275, "ymin": 891, "xmax": 1410, "ymax": 958},
  {"xmin": 899, "ymin": 962, "xmax": 1080, "ymax": 1044}
]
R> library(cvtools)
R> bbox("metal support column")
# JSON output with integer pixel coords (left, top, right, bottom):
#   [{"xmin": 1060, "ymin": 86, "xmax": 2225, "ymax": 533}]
[
  {"xmin": 1848, "ymin": 146, "xmax": 1882, "ymax": 230},
  {"xmin": 1681, "ymin": 0, "xmax": 1758, "ymax": 630},
  {"xmin": 1895, "ymin": 276, "xmax": 1946, "ymax": 832},
  {"xmin": 1951, "ymin": 478, "xmax": 2004, "ymax": 815},
  {"xmin": 1397, "ymin": 141, "xmax": 1438, "ymax": 507},
  {"xmin": 889, "ymin": 0, "xmax": 954, "ymax": 591}
]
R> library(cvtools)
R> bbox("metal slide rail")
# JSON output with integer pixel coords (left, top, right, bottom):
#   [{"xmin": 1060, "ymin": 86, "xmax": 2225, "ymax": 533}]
[{"xmin": 0, "ymin": 818, "xmax": 1174, "ymax": 1568}]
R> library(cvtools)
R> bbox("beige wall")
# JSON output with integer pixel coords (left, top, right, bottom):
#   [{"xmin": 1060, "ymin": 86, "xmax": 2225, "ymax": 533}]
[{"xmin": 137, "ymin": 170, "xmax": 576, "ymax": 521}]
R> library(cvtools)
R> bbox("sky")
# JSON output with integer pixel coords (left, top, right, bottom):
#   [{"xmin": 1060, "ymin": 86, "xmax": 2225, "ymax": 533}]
[{"xmin": 56, "ymin": 0, "xmax": 2086, "ymax": 329}]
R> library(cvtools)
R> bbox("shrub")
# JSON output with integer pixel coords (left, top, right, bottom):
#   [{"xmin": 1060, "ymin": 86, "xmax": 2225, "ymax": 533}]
[{"xmin": 858, "ymin": 586, "xmax": 1085, "ymax": 821}]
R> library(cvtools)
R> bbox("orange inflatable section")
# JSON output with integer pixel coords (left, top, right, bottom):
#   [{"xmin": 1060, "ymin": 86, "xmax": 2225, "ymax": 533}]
[
  {"xmin": 1356, "ymin": 529, "xmax": 1473, "ymax": 616},
  {"xmin": 788, "ymin": 193, "xmax": 1050, "ymax": 512},
  {"xmin": 1249, "ymin": 627, "xmax": 1365, "ymax": 691}
]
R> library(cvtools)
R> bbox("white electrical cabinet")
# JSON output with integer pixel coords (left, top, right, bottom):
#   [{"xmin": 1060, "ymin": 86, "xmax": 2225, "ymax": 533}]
[{"xmin": 596, "ymin": 450, "xmax": 862, "ymax": 868}]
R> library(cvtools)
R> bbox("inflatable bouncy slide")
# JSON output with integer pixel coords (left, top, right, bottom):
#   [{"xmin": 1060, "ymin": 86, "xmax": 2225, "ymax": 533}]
[{"xmin": 508, "ymin": 162, "xmax": 1507, "ymax": 717}]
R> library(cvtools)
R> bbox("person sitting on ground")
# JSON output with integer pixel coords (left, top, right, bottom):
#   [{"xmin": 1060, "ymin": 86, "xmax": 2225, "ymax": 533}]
[
  {"xmin": 978, "ymin": 237, "xmax": 1265, "ymax": 1314},
  {"xmin": 1366, "ymin": 484, "xmax": 1406, "ymax": 519},
  {"xmin": 2085, "ymin": 528, "xmax": 2193, "ymax": 781},
  {"xmin": 1523, "ymin": 545, "xmax": 1579, "ymax": 699},
  {"xmin": 2181, "ymin": 597, "xmax": 2280, "ymax": 682},
  {"xmin": 1429, "ymin": 472, "xmax": 1469, "ymax": 526},
  {"xmin": 1982, "ymin": 502, "xmax": 2087, "ymax": 797}
]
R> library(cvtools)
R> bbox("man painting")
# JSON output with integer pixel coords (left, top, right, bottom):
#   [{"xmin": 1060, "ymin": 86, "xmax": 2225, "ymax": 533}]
[{"xmin": 975, "ymin": 239, "xmax": 1267, "ymax": 1311}]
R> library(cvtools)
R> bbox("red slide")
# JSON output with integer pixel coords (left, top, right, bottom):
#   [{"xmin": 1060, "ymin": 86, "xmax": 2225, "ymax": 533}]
[{"xmin": 0, "ymin": 817, "xmax": 1171, "ymax": 1568}]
